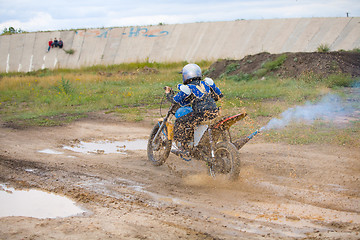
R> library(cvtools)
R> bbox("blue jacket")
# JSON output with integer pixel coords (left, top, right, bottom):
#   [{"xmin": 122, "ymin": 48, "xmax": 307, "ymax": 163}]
[{"xmin": 168, "ymin": 77, "xmax": 223, "ymax": 113}]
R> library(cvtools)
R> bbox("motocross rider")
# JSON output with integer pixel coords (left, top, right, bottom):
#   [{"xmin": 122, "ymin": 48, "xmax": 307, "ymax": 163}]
[{"xmin": 165, "ymin": 63, "xmax": 223, "ymax": 156}]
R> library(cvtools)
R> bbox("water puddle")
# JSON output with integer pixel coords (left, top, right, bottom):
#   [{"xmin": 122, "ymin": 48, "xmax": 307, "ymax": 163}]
[
  {"xmin": 63, "ymin": 139, "xmax": 148, "ymax": 154},
  {"xmin": 0, "ymin": 184, "xmax": 86, "ymax": 219},
  {"xmin": 38, "ymin": 149, "xmax": 64, "ymax": 155}
]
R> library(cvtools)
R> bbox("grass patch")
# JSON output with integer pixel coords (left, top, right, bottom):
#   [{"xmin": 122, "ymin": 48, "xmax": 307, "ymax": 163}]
[
  {"xmin": 221, "ymin": 77, "xmax": 319, "ymax": 104},
  {"xmin": 254, "ymin": 54, "xmax": 287, "ymax": 77},
  {"xmin": 0, "ymin": 60, "xmax": 358, "ymax": 147},
  {"xmin": 0, "ymin": 62, "xmax": 190, "ymax": 127},
  {"xmin": 226, "ymin": 73, "xmax": 252, "ymax": 82},
  {"xmin": 225, "ymin": 63, "xmax": 241, "ymax": 74},
  {"xmin": 325, "ymin": 73, "xmax": 356, "ymax": 88},
  {"xmin": 262, "ymin": 121, "xmax": 360, "ymax": 148},
  {"xmin": 298, "ymin": 72, "xmax": 356, "ymax": 88}
]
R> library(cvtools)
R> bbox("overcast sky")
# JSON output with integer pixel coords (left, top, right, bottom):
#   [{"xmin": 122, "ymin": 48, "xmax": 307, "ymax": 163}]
[{"xmin": 1, "ymin": 0, "xmax": 359, "ymax": 32}]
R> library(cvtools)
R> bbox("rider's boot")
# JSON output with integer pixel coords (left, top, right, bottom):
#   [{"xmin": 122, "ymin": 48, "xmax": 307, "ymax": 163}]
[{"xmin": 171, "ymin": 142, "xmax": 190, "ymax": 157}]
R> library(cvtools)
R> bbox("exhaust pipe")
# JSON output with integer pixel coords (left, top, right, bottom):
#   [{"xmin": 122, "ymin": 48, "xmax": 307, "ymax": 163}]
[{"xmin": 233, "ymin": 129, "xmax": 260, "ymax": 150}]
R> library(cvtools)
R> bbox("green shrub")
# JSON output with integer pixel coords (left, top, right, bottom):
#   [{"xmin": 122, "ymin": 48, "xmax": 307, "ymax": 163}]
[
  {"xmin": 225, "ymin": 63, "xmax": 240, "ymax": 74},
  {"xmin": 254, "ymin": 68, "xmax": 268, "ymax": 78},
  {"xmin": 64, "ymin": 49, "xmax": 75, "ymax": 55},
  {"xmin": 262, "ymin": 54, "xmax": 287, "ymax": 71},
  {"xmin": 54, "ymin": 77, "xmax": 73, "ymax": 94},
  {"xmin": 254, "ymin": 54, "xmax": 287, "ymax": 78},
  {"xmin": 325, "ymin": 74, "xmax": 355, "ymax": 88},
  {"xmin": 317, "ymin": 43, "xmax": 330, "ymax": 52}
]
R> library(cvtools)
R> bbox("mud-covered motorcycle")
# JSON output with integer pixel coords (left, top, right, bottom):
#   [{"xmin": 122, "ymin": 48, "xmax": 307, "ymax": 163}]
[{"xmin": 147, "ymin": 102, "xmax": 250, "ymax": 181}]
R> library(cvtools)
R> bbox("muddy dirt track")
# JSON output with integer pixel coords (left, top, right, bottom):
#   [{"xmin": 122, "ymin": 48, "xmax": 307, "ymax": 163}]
[{"xmin": 0, "ymin": 118, "xmax": 359, "ymax": 239}]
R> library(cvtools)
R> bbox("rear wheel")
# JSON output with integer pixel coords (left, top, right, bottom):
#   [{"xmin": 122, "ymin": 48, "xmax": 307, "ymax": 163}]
[
  {"xmin": 209, "ymin": 141, "xmax": 241, "ymax": 181},
  {"xmin": 147, "ymin": 122, "xmax": 172, "ymax": 166}
]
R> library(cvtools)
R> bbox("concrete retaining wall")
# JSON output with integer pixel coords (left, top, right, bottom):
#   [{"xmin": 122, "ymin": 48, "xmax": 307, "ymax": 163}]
[{"xmin": 1, "ymin": 17, "xmax": 359, "ymax": 73}]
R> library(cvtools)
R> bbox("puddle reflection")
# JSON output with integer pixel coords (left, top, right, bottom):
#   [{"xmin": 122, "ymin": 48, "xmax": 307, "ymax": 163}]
[
  {"xmin": 63, "ymin": 139, "xmax": 148, "ymax": 154},
  {"xmin": 38, "ymin": 149, "xmax": 64, "ymax": 154},
  {"xmin": 0, "ymin": 185, "xmax": 85, "ymax": 219}
]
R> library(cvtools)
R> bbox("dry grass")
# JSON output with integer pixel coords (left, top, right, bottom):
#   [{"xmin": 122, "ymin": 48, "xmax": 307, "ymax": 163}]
[{"xmin": 0, "ymin": 62, "xmax": 358, "ymax": 147}]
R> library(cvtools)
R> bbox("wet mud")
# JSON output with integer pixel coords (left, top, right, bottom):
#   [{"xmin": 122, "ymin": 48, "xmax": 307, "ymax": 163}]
[{"xmin": 0, "ymin": 120, "xmax": 359, "ymax": 239}]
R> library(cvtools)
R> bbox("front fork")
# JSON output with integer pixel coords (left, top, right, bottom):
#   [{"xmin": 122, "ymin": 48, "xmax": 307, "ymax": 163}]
[{"xmin": 151, "ymin": 120, "xmax": 167, "ymax": 149}]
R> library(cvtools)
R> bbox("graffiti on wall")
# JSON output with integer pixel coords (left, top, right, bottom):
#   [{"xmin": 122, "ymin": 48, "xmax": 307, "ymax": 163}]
[
  {"xmin": 76, "ymin": 29, "xmax": 112, "ymax": 38},
  {"xmin": 127, "ymin": 27, "xmax": 169, "ymax": 37},
  {"xmin": 75, "ymin": 27, "xmax": 169, "ymax": 38}
]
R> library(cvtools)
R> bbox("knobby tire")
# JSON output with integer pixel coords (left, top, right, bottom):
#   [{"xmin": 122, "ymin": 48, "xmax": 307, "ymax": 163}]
[
  {"xmin": 210, "ymin": 141, "xmax": 241, "ymax": 181},
  {"xmin": 147, "ymin": 122, "xmax": 172, "ymax": 166}
]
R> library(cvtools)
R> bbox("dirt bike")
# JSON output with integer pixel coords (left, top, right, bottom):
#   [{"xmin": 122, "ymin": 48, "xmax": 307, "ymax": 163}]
[{"xmin": 147, "ymin": 103, "xmax": 248, "ymax": 181}]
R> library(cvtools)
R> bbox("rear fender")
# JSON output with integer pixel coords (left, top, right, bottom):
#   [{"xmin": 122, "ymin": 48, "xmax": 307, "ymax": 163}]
[{"xmin": 212, "ymin": 112, "xmax": 247, "ymax": 131}]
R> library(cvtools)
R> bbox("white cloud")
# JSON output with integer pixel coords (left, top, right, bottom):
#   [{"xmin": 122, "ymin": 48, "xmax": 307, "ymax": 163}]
[
  {"xmin": 0, "ymin": 12, "xmax": 57, "ymax": 32},
  {"xmin": 0, "ymin": 0, "xmax": 359, "ymax": 32}
]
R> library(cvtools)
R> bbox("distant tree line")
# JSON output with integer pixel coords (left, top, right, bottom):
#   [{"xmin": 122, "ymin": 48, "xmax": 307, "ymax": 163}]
[{"xmin": 1, "ymin": 27, "xmax": 26, "ymax": 35}]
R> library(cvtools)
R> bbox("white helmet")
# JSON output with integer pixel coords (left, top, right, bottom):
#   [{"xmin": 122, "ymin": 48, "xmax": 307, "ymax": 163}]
[{"xmin": 182, "ymin": 64, "xmax": 202, "ymax": 84}]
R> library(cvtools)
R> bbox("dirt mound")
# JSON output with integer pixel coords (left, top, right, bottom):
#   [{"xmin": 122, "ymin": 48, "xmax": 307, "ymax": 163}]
[{"xmin": 206, "ymin": 52, "xmax": 360, "ymax": 79}]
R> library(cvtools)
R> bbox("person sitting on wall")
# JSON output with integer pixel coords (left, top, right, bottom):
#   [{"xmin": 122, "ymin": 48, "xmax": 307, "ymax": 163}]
[
  {"xmin": 58, "ymin": 38, "xmax": 63, "ymax": 48},
  {"xmin": 48, "ymin": 38, "xmax": 53, "ymax": 52},
  {"xmin": 52, "ymin": 38, "xmax": 58, "ymax": 48}
]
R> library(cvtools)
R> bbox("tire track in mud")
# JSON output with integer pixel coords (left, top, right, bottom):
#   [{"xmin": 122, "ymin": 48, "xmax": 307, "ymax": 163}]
[
  {"xmin": 1, "ymin": 151, "xmax": 359, "ymax": 239},
  {"xmin": 0, "ymin": 154, "xmax": 225, "ymax": 239},
  {"xmin": 1, "ymin": 121, "xmax": 359, "ymax": 239}
]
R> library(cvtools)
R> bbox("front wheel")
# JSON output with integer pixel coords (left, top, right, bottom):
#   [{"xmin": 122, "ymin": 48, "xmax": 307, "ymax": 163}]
[
  {"xmin": 209, "ymin": 141, "xmax": 241, "ymax": 181},
  {"xmin": 147, "ymin": 122, "xmax": 172, "ymax": 166}
]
